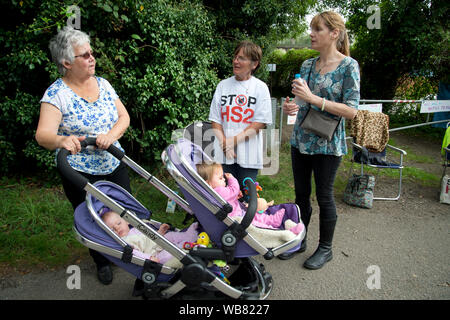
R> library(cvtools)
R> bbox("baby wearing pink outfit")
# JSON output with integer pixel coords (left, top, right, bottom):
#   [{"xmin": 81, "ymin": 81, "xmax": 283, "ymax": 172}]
[{"xmin": 196, "ymin": 162, "xmax": 303, "ymax": 234}]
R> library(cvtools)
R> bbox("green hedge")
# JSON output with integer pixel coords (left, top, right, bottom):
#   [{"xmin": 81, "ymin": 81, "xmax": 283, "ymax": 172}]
[
  {"xmin": 0, "ymin": 0, "xmax": 316, "ymax": 176},
  {"xmin": 0, "ymin": 0, "xmax": 221, "ymax": 175},
  {"xmin": 267, "ymin": 48, "xmax": 319, "ymax": 98}
]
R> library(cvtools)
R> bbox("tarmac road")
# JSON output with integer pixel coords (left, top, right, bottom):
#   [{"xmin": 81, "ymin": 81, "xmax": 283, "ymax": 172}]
[
  {"xmin": 1, "ymin": 130, "xmax": 449, "ymax": 302},
  {"xmin": 1, "ymin": 201, "xmax": 449, "ymax": 301}
]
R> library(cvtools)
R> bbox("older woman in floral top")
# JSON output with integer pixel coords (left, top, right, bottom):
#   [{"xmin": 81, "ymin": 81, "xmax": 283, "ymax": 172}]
[
  {"xmin": 35, "ymin": 26, "xmax": 131, "ymax": 285},
  {"xmin": 279, "ymin": 11, "xmax": 360, "ymax": 269}
]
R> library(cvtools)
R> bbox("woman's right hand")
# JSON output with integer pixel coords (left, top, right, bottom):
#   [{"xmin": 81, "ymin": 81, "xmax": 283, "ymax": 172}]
[
  {"xmin": 282, "ymin": 97, "xmax": 299, "ymax": 116},
  {"xmin": 60, "ymin": 135, "xmax": 86, "ymax": 155}
]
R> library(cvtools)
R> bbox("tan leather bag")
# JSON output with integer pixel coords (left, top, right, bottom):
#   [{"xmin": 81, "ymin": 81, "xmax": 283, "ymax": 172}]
[{"xmin": 350, "ymin": 110, "xmax": 389, "ymax": 153}]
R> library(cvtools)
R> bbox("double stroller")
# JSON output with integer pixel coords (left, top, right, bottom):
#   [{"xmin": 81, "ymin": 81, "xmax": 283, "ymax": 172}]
[{"xmin": 59, "ymin": 121, "xmax": 305, "ymax": 300}]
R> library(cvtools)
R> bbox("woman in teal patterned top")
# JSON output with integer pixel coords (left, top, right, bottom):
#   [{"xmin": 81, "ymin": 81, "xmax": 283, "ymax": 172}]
[{"xmin": 279, "ymin": 11, "xmax": 360, "ymax": 269}]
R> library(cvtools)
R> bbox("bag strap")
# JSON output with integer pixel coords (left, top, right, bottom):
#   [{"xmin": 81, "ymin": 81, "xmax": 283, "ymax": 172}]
[
  {"xmin": 349, "ymin": 174, "xmax": 372, "ymax": 194},
  {"xmin": 304, "ymin": 59, "xmax": 341, "ymax": 122}
]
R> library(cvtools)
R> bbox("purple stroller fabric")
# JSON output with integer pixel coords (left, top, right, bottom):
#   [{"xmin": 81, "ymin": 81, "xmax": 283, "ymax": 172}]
[
  {"xmin": 74, "ymin": 181, "xmax": 173, "ymax": 281},
  {"xmin": 168, "ymin": 139, "xmax": 302, "ymax": 256}
]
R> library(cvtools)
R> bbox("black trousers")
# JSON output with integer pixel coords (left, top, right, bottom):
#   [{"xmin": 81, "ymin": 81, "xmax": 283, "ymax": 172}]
[
  {"xmin": 222, "ymin": 163, "xmax": 258, "ymax": 194},
  {"xmin": 60, "ymin": 162, "xmax": 131, "ymax": 268},
  {"xmin": 291, "ymin": 146, "xmax": 341, "ymax": 228}
]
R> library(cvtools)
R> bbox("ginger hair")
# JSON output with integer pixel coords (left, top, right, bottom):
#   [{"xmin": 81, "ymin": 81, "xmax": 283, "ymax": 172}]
[{"xmin": 196, "ymin": 162, "xmax": 222, "ymax": 183}]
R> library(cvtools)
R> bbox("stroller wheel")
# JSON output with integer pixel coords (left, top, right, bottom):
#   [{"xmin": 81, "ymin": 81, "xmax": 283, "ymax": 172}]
[
  {"xmin": 142, "ymin": 272, "xmax": 156, "ymax": 284},
  {"xmin": 221, "ymin": 232, "xmax": 237, "ymax": 246}
]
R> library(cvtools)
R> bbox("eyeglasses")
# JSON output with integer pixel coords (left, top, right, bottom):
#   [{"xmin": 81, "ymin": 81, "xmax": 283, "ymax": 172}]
[
  {"xmin": 74, "ymin": 51, "xmax": 95, "ymax": 59},
  {"xmin": 233, "ymin": 55, "xmax": 251, "ymax": 63}
]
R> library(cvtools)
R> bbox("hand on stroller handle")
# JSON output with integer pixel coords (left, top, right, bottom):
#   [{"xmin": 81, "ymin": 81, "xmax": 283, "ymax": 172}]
[
  {"xmin": 69, "ymin": 132, "xmax": 305, "ymax": 300},
  {"xmin": 57, "ymin": 137, "xmax": 126, "ymax": 191}
]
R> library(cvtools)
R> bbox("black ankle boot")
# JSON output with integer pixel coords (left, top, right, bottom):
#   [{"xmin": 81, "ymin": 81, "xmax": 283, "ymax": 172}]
[
  {"xmin": 303, "ymin": 244, "xmax": 332, "ymax": 269},
  {"xmin": 97, "ymin": 264, "xmax": 113, "ymax": 285},
  {"xmin": 303, "ymin": 218, "xmax": 336, "ymax": 270},
  {"xmin": 277, "ymin": 239, "xmax": 307, "ymax": 260}
]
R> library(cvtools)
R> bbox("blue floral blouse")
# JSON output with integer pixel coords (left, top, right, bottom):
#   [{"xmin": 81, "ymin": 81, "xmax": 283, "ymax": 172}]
[
  {"xmin": 291, "ymin": 56, "xmax": 360, "ymax": 156},
  {"xmin": 40, "ymin": 77, "xmax": 124, "ymax": 175}
]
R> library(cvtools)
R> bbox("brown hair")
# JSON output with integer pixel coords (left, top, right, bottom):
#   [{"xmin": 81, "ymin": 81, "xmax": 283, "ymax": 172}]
[
  {"xmin": 196, "ymin": 162, "xmax": 222, "ymax": 182},
  {"xmin": 311, "ymin": 11, "xmax": 350, "ymax": 56},
  {"xmin": 233, "ymin": 40, "xmax": 262, "ymax": 74}
]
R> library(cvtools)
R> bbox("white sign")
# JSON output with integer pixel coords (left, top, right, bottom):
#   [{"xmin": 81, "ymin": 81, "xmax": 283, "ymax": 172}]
[
  {"xmin": 359, "ymin": 103, "xmax": 382, "ymax": 113},
  {"xmin": 420, "ymin": 100, "xmax": 450, "ymax": 113},
  {"xmin": 267, "ymin": 64, "xmax": 276, "ymax": 72},
  {"xmin": 287, "ymin": 113, "xmax": 297, "ymax": 125}
]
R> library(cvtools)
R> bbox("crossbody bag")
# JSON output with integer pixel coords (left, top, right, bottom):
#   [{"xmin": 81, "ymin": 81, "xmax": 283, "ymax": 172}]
[{"xmin": 299, "ymin": 61, "xmax": 342, "ymax": 141}]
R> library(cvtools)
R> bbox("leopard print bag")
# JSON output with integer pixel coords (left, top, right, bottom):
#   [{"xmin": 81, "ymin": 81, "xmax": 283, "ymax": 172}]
[{"xmin": 350, "ymin": 110, "xmax": 389, "ymax": 153}]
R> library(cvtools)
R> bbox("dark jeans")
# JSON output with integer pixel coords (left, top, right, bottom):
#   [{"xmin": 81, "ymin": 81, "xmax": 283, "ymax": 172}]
[
  {"xmin": 291, "ymin": 146, "xmax": 341, "ymax": 227},
  {"xmin": 222, "ymin": 163, "xmax": 258, "ymax": 196},
  {"xmin": 60, "ymin": 162, "xmax": 131, "ymax": 268}
]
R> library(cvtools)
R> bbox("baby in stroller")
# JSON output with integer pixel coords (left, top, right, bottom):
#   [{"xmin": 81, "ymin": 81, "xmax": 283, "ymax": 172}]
[
  {"xmin": 196, "ymin": 162, "xmax": 304, "ymax": 235},
  {"xmin": 101, "ymin": 208, "xmax": 199, "ymax": 267},
  {"xmin": 63, "ymin": 135, "xmax": 302, "ymax": 299}
]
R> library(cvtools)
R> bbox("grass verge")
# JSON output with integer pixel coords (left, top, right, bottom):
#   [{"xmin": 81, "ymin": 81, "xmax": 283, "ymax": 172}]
[{"xmin": 0, "ymin": 137, "xmax": 442, "ymax": 272}]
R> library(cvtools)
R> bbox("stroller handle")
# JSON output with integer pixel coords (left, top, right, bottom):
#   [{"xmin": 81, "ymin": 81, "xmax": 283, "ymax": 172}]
[
  {"xmin": 56, "ymin": 137, "xmax": 125, "ymax": 191},
  {"xmin": 239, "ymin": 178, "xmax": 257, "ymax": 230}
]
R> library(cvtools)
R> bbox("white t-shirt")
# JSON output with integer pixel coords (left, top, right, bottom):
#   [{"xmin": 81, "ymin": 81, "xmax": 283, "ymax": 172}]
[{"xmin": 208, "ymin": 76, "xmax": 272, "ymax": 169}]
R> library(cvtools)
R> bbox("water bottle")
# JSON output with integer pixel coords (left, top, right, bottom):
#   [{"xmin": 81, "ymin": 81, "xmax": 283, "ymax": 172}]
[{"xmin": 294, "ymin": 73, "xmax": 303, "ymax": 105}]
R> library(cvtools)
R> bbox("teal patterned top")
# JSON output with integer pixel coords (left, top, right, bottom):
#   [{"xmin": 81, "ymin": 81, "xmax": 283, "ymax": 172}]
[{"xmin": 290, "ymin": 56, "xmax": 360, "ymax": 156}]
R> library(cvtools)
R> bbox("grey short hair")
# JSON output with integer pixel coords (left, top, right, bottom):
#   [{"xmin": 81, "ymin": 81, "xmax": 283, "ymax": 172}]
[{"xmin": 49, "ymin": 26, "xmax": 90, "ymax": 75}]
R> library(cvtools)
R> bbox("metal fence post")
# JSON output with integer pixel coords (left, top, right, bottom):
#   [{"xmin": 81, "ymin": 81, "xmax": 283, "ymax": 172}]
[
  {"xmin": 279, "ymin": 97, "xmax": 285, "ymax": 145},
  {"xmin": 266, "ymin": 98, "xmax": 277, "ymax": 150}
]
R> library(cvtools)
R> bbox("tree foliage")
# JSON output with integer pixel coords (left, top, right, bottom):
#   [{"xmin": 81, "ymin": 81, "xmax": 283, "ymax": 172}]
[
  {"xmin": 0, "ymin": 0, "xmax": 316, "ymax": 175},
  {"xmin": 267, "ymin": 48, "xmax": 319, "ymax": 97},
  {"xmin": 315, "ymin": 0, "xmax": 448, "ymax": 100},
  {"xmin": 203, "ymin": 0, "xmax": 315, "ymax": 80}
]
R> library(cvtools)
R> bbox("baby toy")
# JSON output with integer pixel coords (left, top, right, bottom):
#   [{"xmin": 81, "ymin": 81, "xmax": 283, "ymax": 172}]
[
  {"xmin": 182, "ymin": 232, "xmax": 210, "ymax": 250},
  {"xmin": 242, "ymin": 177, "xmax": 263, "ymax": 198},
  {"xmin": 182, "ymin": 232, "xmax": 229, "ymax": 282},
  {"xmin": 218, "ymin": 271, "xmax": 231, "ymax": 285},
  {"xmin": 256, "ymin": 198, "xmax": 274, "ymax": 214}
]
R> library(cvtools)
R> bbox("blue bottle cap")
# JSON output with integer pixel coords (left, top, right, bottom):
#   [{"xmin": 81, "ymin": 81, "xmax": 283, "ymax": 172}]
[{"xmin": 294, "ymin": 74, "xmax": 301, "ymax": 79}]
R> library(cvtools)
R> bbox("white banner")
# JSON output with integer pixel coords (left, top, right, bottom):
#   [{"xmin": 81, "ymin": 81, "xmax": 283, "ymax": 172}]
[
  {"xmin": 420, "ymin": 100, "xmax": 450, "ymax": 113},
  {"xmin": 359, "ymin": 103, "xmax": 382, "ymax": 113}
]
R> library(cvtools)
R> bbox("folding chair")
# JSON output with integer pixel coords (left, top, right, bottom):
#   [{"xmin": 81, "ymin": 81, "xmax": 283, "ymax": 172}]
[
  {"xmin": 441, "ymin": 121, "xmax": 450, "ymax": 180},
  {"xmin": 349, "ymin": 139, "xmax": 407, "ymax": 201},
  {"xmin": 442, "ymin": 147, "xmax": 450, "ymax": 177}
]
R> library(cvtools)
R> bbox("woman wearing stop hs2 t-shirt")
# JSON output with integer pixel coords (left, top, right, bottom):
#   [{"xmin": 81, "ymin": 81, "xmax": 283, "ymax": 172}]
[{"xmin": 208, "ymin": 40, "xmax": 272, "ymax": 196}]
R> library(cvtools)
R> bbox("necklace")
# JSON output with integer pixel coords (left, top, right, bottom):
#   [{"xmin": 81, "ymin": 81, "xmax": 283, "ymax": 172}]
[
  {"xmin": 317, "ymin": 57, "xmax": 342, "ymax": 74},
  {"xmin": 317, "ymin": 58, "xmax": 332, "ymax": 74},
  {"xmin": 236, "ymin": 77, "xmax": 250, "ymax": 93}
]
